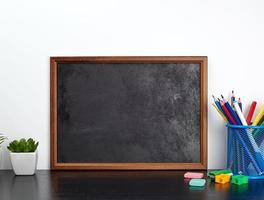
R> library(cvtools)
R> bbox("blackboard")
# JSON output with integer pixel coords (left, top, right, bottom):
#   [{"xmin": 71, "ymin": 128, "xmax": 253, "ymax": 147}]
[{"xmin": 50, "ymin": 57, "xmax": 207, "ymax": 170}]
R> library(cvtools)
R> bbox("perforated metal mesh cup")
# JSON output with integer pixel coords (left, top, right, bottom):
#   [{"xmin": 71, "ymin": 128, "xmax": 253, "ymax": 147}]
[{"xmin": 227, "ymin": 124, "xmax": 264, "ymax": 179}]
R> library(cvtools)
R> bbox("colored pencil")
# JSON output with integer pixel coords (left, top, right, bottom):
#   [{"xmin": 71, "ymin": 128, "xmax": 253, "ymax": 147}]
[
  {"xmin": 231, "ymin": 90, "xmax": 235, "ymax": 108},
  {"xmin": 246, "ymin": 101, "xmax": 257, "ymax": 125},
  {"xmin": 221, "ymin": 95, "xmax": 241, "ymax": 125},
  {"xmin": 233, "ymin": 99, "xmax": 247, "ymax": 173},
  {"xmin": 258, "ymin": 115, "xmax": 264, "ymax": 126},
  {"xmin": 220, "ymin": 100, "xmax": 236, "ymax": 124},
  {"xmin": 252, "ymin": 105, "xmax": 264, "ymax": 126},
  {"xmin": 212, "ymin": 95, "xmax": 224, "ymax": 113},
  {"xmin": 212, "ymin": 103, "xmax": 228, "ymax": 122},
  {"xmin": 238, "ymin": 98, "xmax": 242, "ymax": 111},
  {"xmin": 233, "ymin": 101, "xmax": 247, "ymax": 125},
  {"xmin": 253, "ymin": 120, "xmax": 264, "ymax": 138}
]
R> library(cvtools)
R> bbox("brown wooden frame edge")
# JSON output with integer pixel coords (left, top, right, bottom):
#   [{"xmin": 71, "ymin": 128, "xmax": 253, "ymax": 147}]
[{"xmin": 50, "ymin": 56, "xmax": 208, "ymax": 170}]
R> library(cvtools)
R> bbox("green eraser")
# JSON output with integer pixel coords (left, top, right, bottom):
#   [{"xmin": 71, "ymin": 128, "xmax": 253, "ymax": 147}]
[
  {"xmin": 208, "ymin": 169, "xmax": 232, "ymax": 178},
  {"xmin": 189, "ymin": 179, "xmax": 206, "ymax": 187},
  {"xmin": 231, "ymin": 175, "xmax": 248, "ymax": 185}
]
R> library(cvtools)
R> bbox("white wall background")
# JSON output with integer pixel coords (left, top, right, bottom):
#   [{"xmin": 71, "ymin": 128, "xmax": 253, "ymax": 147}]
[{"xmin": 0, "ymin": 0, "xmax": 263, "ymax": 169}]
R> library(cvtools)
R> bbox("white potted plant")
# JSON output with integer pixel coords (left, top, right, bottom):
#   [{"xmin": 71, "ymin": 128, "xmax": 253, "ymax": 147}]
[{"xmin": 7, "ymin": 138, "xmax": 39, "ymax": 175}]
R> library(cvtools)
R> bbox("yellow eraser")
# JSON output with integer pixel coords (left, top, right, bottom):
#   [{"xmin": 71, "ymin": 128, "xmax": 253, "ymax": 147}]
[{"xmin": 215, "ymin": 174, "xmax": 231, "ymax": 184}]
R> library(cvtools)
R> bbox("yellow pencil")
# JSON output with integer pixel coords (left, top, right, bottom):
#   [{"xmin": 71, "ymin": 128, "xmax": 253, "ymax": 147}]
[
  {"xmin": 212, "ymin": 103, "xmax": 228, "ymax": 122},
  {"xmin": 252, "ymin": 105, "xmax": 264, "ymax": 126}
]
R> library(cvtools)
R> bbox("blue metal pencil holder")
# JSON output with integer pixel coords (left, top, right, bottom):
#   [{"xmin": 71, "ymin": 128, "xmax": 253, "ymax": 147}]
[{"xmin": 227, "ymin": 124, "xmax": 264, "ymax": 179}]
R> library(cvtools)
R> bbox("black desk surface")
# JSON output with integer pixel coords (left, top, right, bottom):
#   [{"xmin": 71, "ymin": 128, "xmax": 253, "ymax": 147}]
[{"xmin": 0, "ymin": 170, "xmax": 263, "ymax": 200}]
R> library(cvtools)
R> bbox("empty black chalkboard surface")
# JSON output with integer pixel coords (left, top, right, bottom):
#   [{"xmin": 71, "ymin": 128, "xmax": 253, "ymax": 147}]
[{"xmin": 51, "ymin": 57, "xmax": 207, "ymax": 170}]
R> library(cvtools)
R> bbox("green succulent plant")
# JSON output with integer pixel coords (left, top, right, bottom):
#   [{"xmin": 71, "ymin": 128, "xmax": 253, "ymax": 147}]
[{"xmin": 7, "ymin": 138, "xmax": 39, "ymax": 152}]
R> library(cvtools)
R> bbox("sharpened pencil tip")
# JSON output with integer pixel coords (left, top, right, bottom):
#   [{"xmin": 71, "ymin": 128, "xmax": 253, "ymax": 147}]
[{"xmin": 221, "ymin": 95, "xmax": 224, "ymax": 98}]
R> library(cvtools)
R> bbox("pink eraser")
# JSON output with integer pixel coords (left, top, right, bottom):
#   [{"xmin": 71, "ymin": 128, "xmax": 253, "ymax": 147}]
[{"xmin": 184, "ymin": 172, "xmax": 204, "ymax": 179}]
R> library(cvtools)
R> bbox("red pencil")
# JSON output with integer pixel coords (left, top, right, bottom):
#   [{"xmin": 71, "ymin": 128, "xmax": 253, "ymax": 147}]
[
  {"xmin": 220, "ymin": 100, "xmax": 237, "ymax": 125},
  {"xmin": 246, "ymin": 101, "xmax": 257, "ymax": 125}
]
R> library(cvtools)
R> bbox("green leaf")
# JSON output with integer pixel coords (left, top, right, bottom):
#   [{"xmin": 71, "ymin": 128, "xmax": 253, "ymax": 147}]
[{"xmin": 7, "ymin": 138, "xmax": 39, "ymax": 152}]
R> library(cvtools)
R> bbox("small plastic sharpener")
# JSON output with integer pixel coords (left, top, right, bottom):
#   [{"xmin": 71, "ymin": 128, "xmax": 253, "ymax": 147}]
[
  {"xmin": 189, "ymin": 179, "xmax": 206, "ymax": 187},
  {"xmin": 208, "ymin": 169, "xmax": 232, "ymax": 179},
  {"xmin": 231, "ymin": 175, "xmax": 248, "ymax": 185},
  {"xmin": 215, "ymin": 174, "xmax": 231, "ymax": 184}
]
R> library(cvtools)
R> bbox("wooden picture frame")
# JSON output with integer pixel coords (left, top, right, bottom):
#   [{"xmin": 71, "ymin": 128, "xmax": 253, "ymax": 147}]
[{"xmin": 50, "ymin": 56, "xmax": 208, "ymax": 170}]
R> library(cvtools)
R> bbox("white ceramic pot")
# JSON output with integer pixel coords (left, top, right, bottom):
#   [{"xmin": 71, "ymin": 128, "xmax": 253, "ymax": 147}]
[{"xmin": 10, "ymin": 151, "xmax": 38, "ymax": 175}]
